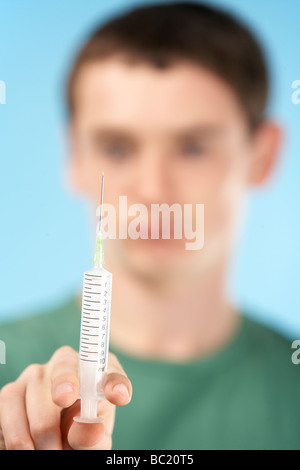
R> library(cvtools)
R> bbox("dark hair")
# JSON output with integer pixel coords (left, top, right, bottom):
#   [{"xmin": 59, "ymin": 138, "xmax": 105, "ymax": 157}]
[{"xmin": 66, "ymin": 1, "xmax": 269, "ymax": 129}]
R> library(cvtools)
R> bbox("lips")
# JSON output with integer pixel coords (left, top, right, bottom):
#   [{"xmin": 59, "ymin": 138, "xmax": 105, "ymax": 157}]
[
  {"xmin": 136, "ymin": 221, "xmax": 174, "ymax": 239},
  {"xmin": 147, "ymin": 222, "xmax": 175, "ymax": 239}
]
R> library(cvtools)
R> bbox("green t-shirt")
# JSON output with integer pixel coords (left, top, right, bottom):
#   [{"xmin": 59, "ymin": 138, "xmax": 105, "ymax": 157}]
[{"xmin": 0, "ymin": 295, "xmax": 299, "ymax": 450}]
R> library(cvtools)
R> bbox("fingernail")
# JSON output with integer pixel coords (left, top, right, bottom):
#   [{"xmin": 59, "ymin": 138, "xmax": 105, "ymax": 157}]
[
  {"xmin": 55, "ymin": 383, "xmax": 74, "ymax": 396},
  {"xmin": 113, "ymin": 383, "xmax": 130, "ymax": 398}
]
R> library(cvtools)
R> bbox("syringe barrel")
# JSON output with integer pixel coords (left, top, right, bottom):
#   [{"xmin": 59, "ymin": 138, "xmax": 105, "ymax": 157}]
[{"xmin": 78, "ymin": 266, "xmax": 112, "ymax": 406}]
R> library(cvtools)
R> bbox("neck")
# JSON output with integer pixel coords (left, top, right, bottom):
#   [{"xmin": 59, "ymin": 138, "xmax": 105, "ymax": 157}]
[{"xmin": 108, "ymin": 259, "xmax": 240, "ymax": 362}]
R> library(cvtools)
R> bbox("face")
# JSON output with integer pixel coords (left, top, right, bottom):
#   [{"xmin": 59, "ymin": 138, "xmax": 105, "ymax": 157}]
[{"xmin": 68, "ymin": 57, "xmax": 279, "ymax": 282}]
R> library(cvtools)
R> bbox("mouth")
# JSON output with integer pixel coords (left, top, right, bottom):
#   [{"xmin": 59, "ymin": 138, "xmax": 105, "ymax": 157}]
[{"xmin": 141, "ymin": 222, "xmax": 175, "ymax": 239}]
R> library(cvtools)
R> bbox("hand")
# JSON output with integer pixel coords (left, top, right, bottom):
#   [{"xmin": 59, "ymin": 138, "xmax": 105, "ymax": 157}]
[{"xmin": 0, "ymin": 346, "xmax": 132, "ymax": 450}]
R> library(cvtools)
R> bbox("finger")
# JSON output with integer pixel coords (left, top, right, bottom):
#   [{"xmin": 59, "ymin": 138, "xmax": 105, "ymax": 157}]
[
  {"xmin": 104, "ymin": 353, "xmax": 132, "ymax": 406},
  {"xmin": 104, "ymin": 373, "xmax": 132, "ymax": 406},
  {"xmin": 49, "ymin": 346, "xmax": 79, "ymax": 408},
  {"xmin": 0, "ymin": 383, "xmax": 34, "ymax": 450},
  {"xmin": 0, "ymin": 428, "xmax": 6, "ymax": 451},
  {"xmin": 68, "ymin": 422, "xmax": 111, "ymax": 450},
  {"xmin": 25, "ymin": 367, "xmax": 63, "ymax": 450},
  {"xmin": 97, "ymin": 397, "xmax": 116, "ymax": 437},
  {"xmin": 61, "ymin": 400, "xmax": 112, "ymax": 450}
]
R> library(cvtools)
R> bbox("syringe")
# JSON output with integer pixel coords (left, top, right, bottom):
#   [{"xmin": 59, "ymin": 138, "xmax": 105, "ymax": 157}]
[{"xmin": 74, "ymin": 172, "xmax": 112, "ymax": 424}]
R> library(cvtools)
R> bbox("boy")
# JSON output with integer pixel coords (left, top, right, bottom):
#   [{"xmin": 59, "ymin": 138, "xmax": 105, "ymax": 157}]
[{"xmin": 1, "ymin": 2, "xmax": 299, "ymax": 450}]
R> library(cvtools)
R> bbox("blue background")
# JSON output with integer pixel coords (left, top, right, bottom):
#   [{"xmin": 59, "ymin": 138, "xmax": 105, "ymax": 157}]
[{"xmin": 0, "ymin": 0, "xmax": 299, "ymax": 337}]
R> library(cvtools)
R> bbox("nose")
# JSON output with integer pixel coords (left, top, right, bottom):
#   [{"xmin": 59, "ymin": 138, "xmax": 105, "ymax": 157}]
[{"xmin": 134, "ymin": 151, "xmax": 172, "ymax": 205}]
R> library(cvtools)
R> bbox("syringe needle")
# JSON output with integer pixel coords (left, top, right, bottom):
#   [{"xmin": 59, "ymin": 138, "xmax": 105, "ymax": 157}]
[
  {"xmin": 99, "ymin": 171, "xmax": 104, "ymax": 235},
  {"xmin": 93, "ymin": 172, "xmax": 105, "ymax": 267}
]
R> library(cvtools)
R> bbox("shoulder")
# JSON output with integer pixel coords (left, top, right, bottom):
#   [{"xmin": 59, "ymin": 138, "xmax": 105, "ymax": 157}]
[
  {"xmin": 243, "ymin": 313, "xmax": 294, "ymax": 358},
  {"xmin": 242, "ymin": 312, "xmax": 300, "ymax": 389}
]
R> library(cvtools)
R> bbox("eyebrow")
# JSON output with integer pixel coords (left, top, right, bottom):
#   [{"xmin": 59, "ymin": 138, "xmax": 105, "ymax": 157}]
[
  {"xmin": 168, "ymin": 125, "xmax": 225, "ymax": 140},
  {"xmin": 89, "ymin": 125, "xmax": 225, "ymax": 142}
]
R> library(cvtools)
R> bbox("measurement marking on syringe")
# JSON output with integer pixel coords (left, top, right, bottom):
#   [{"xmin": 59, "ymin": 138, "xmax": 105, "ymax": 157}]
[
  {"xmin": 80, "ymin": 360, "xmax": 97, "ymax": 363},
  {"xmin": 84, "ymin": 286, "xmax": 101, "ymax": 290},
  {"xmin": 83, "ymin": 300, "xmax": 100, "ymax": 303},
  {"xmin": 83, "ymin": 308, "xmax": 99, "ymax": 311},
  {"xmin": 81, "ymin": 341, "xmax": 98, "ymax": 345},
  {"xmin": 84, "ymin": 317, "xmax": 101, "ymax": 321}
]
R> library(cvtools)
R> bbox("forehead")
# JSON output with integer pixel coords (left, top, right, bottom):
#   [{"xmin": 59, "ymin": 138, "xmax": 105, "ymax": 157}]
[{"xmin": 73, "ymin": 58, "xmax": 244, "ymax": 129}]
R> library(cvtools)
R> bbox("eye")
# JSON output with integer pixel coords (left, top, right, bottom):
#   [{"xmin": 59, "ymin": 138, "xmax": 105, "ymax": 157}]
[
  {"xmin": 103, "ymin": 142, "xmax": 131, "ymax": 159},
  {"xmin": 181, "ymin": 141, "xmax": 205, "ymax": 157}
]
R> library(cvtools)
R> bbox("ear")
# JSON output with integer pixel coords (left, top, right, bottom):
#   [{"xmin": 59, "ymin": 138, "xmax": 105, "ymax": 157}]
[{"xmin": 247, "ymin": 120, "xmax": 283, "ymax": 186}]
